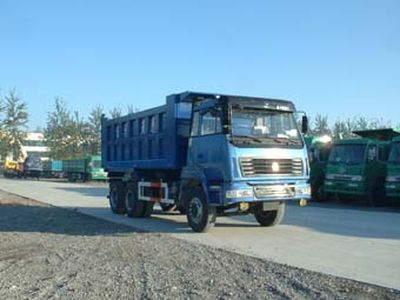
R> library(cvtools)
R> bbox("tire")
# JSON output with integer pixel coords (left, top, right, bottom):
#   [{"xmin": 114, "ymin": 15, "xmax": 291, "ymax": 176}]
[
  {"xmin": 109, "ymin": 181, "xmax": 126, "ymax": 214},
  {"xmin": 125, "ymin": 182, "xmax": 144, "ymax": 217},
  {"xmin": 367, "ymin": 179, "xmax": 386, "ymax": 207},
  {"xmin": 311, "ymin": 178, "xmax": 326, "ymax": 202},
  {"xmin": 254, "ymin": 202, "xmax": 286, "ymax": 227},
  {"xmin": 185, "ymin": 187, "xmax": 217, "ymax": 233},
  {"xmin": 142, "ymin": 202, "xmax": 154, "ymax": 218},
  {"xmin": 177, "ymin": 205, "xmax": 186, "ymax": 215}
]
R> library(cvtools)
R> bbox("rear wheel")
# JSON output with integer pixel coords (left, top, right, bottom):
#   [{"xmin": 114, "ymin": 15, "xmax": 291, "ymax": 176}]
[
  {"xmin": 109, "ymin": 181, "xmax": 126, "ymax": 214},
  {"xmin": 142, "ymin": 202, "xmax": 154, "ymax": 217},
  {"xmin": 254, "ymin": 202, "xmax": 286, "ymax": 226},
  {"xmin": 185, "ymin": 187, "xmax": 216, "ymax": 233},
  {"xmin": 125, "ymin": 182, "xmax": 144, "ymax": 217}
]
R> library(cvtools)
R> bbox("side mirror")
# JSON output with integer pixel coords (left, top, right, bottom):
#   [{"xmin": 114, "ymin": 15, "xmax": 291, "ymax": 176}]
[{"xmin": 301, "ymin": 115, "xmax": 308, "ymax": 134}]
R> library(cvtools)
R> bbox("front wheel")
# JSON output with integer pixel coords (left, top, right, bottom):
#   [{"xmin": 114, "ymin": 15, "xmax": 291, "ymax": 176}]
[
  {"xmin": 254, "ymin": 202, "xmax": 286, "ymax": 227},
  {"xmin": 185, "ymin": 187, "xmax": 216, "ymax": 233}
]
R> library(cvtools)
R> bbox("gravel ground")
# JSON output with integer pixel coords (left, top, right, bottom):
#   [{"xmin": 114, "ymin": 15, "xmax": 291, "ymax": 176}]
[{"xmin": 0, "ymin": 191, "xmax": 399, "ymax": 300}]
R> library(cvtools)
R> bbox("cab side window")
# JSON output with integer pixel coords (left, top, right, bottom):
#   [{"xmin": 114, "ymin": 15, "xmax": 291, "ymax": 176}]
[
  {"xmin": 378, "ymin": 145, "xmax": 389, "ymax": 161},
  {"xmin": 199, "ymin": 108, "xmax": 222, "ymax": 136},
  {"xmin": 367, "ymin": 145, "xmax": 377, "ymax": 161}
]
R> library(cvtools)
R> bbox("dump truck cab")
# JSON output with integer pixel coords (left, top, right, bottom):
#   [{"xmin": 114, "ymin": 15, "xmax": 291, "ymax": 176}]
[
  {"xmin": 385, "ymin": 135, "xmax": 400, "ymax": 199},
  {"xmin": 305, "ymin": 135, "xmax": 332, "ymax": 201},
  {"xmin": 183, "ymin": 93, "xmax": 310, "ymax": 208},
  {"xmin": 324, "ymin": 129, "xmax": 395, "ymax": 205},
  {"xmin": 88, "ymin": 155, "xmax": 108, "ymax": 180}
]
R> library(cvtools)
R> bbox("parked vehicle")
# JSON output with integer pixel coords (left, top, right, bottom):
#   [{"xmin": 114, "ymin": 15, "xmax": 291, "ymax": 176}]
[
  {"xmin": 42, "ymin": 160, "xmax": 53, "ymax": 178},
  {"xmin": 324, "ymin": 129, "xmax": 398, "ymax": 205},
  {"xmin": 305, "ymin": 135, "xmax": 332, "ymax": 201},
  {"xmin": 3, "ymin": 160, "xmax": 23, "ymax": 178},
  {"xmin": 62, "ymin": 155, "xmax": 107, "ymax": 182},
  {"xmin": 22, "ymin": 156, "xmax": 43, "ymax": 179},
  {"xmin": 385, "ymin": 135, "xmax": 400, "ymax": 200},
  {"xmin": 51, "ymin": 160, "xmax": 64, "ymax": 178},
  {"xmin": 102, "ymin": 91, "xmax": 311, "ymax": 232}
]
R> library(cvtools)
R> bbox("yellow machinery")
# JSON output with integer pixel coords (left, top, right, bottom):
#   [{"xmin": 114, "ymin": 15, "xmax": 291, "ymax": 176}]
[{"xmin": 3, "ymin": 160, "xmax": 23, "ymax": 178}]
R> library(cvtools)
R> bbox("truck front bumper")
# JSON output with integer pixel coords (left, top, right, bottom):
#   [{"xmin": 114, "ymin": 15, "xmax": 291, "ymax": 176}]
[
  {"xmin": 218, "ymin": 180, "xmax": 311, "ymax": 206},
  {"xmin": 385, "ymin": 182, "xmax": 400, "ymax": 199},
  {"xmin": 324, "ymin": 179, "xmax": 365, "ymax": 196}
]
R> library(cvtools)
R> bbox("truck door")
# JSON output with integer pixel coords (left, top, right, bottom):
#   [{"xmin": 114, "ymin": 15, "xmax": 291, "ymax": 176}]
[{"xmin": 187, "ymin": 105, "xmax": 228, "ymax": 183}]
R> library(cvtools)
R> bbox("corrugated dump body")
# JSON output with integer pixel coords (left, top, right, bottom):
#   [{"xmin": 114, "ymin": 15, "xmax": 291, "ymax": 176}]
[
  {"xmin": 62, "ymin": 159, "xmax": 87, "ymax": 173},
  {"xmin": 51, "ymin": 160, "xmax": 63, "ymax": 172},
  {"xmin": 101, "ymin": 94, "xmax": 192, "ymax": 172}
]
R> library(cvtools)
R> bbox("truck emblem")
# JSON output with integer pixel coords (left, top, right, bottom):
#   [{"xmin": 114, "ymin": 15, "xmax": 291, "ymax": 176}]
[{"xmin": 272, "ymin": 162, "xmax": 280, "ymax": 172}]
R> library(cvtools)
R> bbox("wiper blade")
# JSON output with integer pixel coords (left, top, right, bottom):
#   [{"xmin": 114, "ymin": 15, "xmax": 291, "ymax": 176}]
[{"xmin": 233, "ymin": 135, "xmax": 262, "ymax": 143}]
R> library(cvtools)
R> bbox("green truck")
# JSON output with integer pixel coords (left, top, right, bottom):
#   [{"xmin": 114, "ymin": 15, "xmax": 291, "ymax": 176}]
[
  {"xmin": 305, "ymin": 135, "xmax": 332, "ymax": 201},
  {"xmin": 62, "ymin": 155, "xmax": 107, "ymax": 182},
  {"xmin": 324, "ymin": 129, "xmax": 398, "ymax": 206},
  {"xmin": 385, "ymin": 136, "xmax": 400, "ymax": 199}
]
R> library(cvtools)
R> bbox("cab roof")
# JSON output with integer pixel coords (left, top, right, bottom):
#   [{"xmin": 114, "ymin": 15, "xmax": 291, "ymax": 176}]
[
  {"xmin": 352, "ymin": 128, "xmax": 400, "ymax": 141},
  {"xmin": 174, "ymin": 91, "xmax": 296, "ymax": 111}
]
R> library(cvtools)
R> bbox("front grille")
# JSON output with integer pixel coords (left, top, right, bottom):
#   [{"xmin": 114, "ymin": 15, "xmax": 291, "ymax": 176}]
[{"xmin": 240, "ymin": 157, "xmax": 303, "ymax": 177}]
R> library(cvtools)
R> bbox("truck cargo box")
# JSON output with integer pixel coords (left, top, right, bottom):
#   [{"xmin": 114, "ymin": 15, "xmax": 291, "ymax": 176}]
[
  {"xmin": 101, "ymin": 93, "xmax": 192, "ymax": 172},
  {"xmin": 51, "ymin": 160, "xmax": 63, "ymax": 172},
  {"xmin": 62, "ymin": 159, "xmax": 87, "ymax": 173}
]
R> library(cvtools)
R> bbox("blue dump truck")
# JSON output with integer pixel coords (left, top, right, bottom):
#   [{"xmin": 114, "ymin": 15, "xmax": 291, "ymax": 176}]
[{"xmin": 101, "ymin": 92, "xmax": 310, "ymax": 232}]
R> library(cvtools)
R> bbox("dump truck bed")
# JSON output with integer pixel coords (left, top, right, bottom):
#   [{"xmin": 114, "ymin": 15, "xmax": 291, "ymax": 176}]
[{"xmin": 101, "ymin": 94, "xmax": 192, "ymax": 172}]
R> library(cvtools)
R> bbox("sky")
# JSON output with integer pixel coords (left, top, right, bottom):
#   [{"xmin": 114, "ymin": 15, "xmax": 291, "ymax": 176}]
[{"xmin": 0, "ymin": 0, "xmax": 399, "ymax": 130}]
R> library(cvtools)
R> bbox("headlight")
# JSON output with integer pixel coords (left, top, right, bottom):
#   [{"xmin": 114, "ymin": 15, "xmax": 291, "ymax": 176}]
[
  {"xmin": 350, "ymin": 175, "xmax": 363, "ymax": 181},
  {"xmin": 348, "ymin": 183, "xmax": 359, "ymax": 187},
  {"xmin": 386, "ymin": 176, "xmax": 399, "ymax": 182},
  {"xmin": 226, "ymin": 189, "xmax": 253, "ymax": 198}
]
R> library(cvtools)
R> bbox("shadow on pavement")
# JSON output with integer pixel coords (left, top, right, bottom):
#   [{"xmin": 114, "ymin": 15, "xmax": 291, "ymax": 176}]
[
  {"xmin": 0, "ymin": 203, "xmax": 138, "ymax": 236},
  {"xmin": 54, "ymin": 186, "xmax": 109, "ymax": 197}
]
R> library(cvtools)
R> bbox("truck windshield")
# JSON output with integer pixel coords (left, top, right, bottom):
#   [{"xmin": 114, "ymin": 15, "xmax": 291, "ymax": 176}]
[
  {"xmin": 91, "ymin": 160, "xmax": 102, "ymax": 169},
  {"xmin": 231, "ymin": 109, "xmax": 302, "ymax": 147},
  {"xmin": 388, "ymin": 143, "xmax": 400, "ymax": 163},
  {"xmin": 329, "ymin": 144, "xmax": 366, "ymax": 164}
]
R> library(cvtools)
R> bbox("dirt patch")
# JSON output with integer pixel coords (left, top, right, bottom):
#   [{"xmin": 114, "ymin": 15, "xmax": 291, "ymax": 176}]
[{"xmin": 0, "ymin": 191, "xmax": 399, "ymax": 299}]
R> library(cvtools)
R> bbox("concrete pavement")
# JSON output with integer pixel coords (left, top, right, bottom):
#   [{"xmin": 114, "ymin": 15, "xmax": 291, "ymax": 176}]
[{"xmin": 0, "ymin": 177, "xmax": 399, "ymax": 290}]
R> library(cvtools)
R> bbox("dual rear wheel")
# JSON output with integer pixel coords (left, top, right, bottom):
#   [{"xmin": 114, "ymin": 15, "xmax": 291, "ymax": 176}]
[{"xmin": 109, "ymin": 181, "xmax": 153, "ymax": 218}]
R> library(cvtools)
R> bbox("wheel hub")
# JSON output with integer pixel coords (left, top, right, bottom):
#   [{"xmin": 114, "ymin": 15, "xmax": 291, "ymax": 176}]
[{"xmin": 189, "ymin": 197, "xmax": 203, "ymax": 223}]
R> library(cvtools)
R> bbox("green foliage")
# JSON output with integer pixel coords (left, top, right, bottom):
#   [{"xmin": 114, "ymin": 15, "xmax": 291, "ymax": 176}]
[
  {"xmin": 311, "ymin": 115, "xmax": 395, "ymax": 141},
  {"xmin": 44, "ymin": 97, "xmax": 82, "ymax": 159},
  {"xmin": 309, "ymin": 114, "xmax": 331, "ymax": 136},
  {"xmin": 86, "ymin": 105, "xmax": 104, "ymax": 155},
  {"xmin": 0, "ymin": 89, "xmax": 29, "ymax": 160}
]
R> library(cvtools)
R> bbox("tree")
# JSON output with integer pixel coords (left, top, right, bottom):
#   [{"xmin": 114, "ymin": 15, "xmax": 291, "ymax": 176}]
[
  {"xmin": 44, "ymin": 97, "xmax": 76, "ymax": 159},
  {"xmin": 0, "ymin": 89, "xmax": 29, "ymax": 160},
  {"xmin": 127, "ymin": 104, "xmax": 140, "ymax": 114},
  {"xmin": 86, "ymin": 105, "xmax": 104, "ymax": 155},
  {"xmin": 332, "ymin": 118, "xmax": 356, "ymax": 140},
  {"xmin": 310, "ymin": 114, "xmax": 331, "ymax": 136},
  {"xmin": 109, "ymin": 107, "xmax": 122, "ymax": 118}
]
